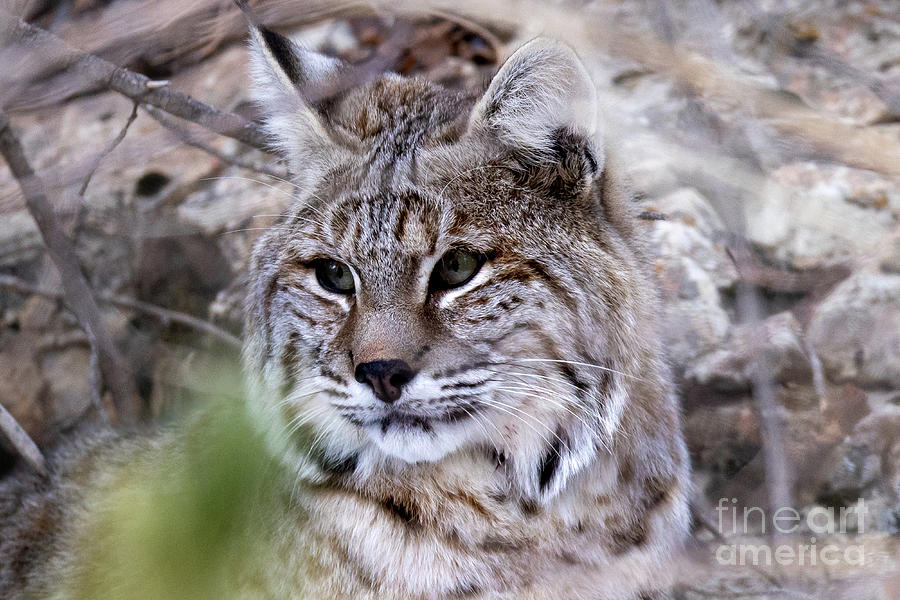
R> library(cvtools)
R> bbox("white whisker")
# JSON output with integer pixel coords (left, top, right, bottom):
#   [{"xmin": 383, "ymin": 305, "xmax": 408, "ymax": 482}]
[
  {"xmin": 511, "ymin": 358, "xmax": 644, "ymax": 382},
  {"xmin": 479, "ymin": 397, "xmax": 565, "ymax": 456},
  {"xmin": 202, "ymin": 175, "xmax": 296, "ymax": 197}
]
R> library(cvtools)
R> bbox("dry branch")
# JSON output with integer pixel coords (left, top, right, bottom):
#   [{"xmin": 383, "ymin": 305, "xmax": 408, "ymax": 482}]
[
  {"xmin": 0, "ymin": 401, "xmax": 46, "ymax": 475},
  {"xmin": 0, "ymin": 9, "xmax": 269, "ymax": 151},
  {"xmin": 0, "ymin": 274, "xmax": 242, "ymax": 349},
  {"xmin": 0, "ymin": 109, "xmax": 141, "ymax": 422},
  {"xmin": 142, "ymin": 105, "xmax": 290, "ymax": 180},
  {"xmin": 78, "ymin": 101, "xmax": 139, "ymax": 197},
  {"xmin": 7, "ymin": 0, "xmax": 366, "ymax": 107},
  {"xmin": 735, "ymin": 281, "xmax": 793, "ymax": 526}
]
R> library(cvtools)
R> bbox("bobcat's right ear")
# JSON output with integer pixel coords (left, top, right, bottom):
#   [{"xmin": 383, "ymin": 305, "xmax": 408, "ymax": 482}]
[
  {"xmin": 468, "ymin": 38, "xmax": 600, "ymax": 167},
  {"xmin": 243, "ymin": 9, "xmax": 352, "ymax": 187}
]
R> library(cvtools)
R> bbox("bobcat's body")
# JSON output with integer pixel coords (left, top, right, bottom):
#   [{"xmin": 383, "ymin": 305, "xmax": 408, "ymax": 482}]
[{"xmin": 1, "ymin": 12, "xmax": 690, "ymax": 599}]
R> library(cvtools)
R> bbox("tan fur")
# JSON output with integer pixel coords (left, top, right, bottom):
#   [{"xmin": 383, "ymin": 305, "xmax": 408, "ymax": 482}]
[{"xmin": 0, "ymin": 22, "xmax": 690, "ymax": 600}]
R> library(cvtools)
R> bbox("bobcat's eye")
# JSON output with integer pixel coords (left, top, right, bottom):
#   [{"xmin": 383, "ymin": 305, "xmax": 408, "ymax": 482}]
[
  {"xmin": 314, "ymin": 259, "xmax": 355, "ymax": 294},
  {"xmin": 430, "ymin": 249, "xmax": 485, "ymax": 291}
]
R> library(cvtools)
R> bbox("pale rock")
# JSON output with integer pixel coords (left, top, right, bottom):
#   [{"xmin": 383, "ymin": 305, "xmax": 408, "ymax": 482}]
[
  {"xmin": 686, "ymin": 311, "xmax": 812, "ymax": 391},
  {"xmin": 809, "ymin": 271, "xmax": 900, "ymax": 387},
  {"xmin": 649, "ymin": 187, "xmax": 737, "ymax": 288},
  {"xmin": 746, "ymin": 162, "xmax": 898, "ymax": 270},
  {"xmin": 651, "ymin": 188, "xmax": 733, "ymax": 365},
  {"xmin": 0, "ymin": 210, "xmax": 41, "ymax": 267},
  {"xmin": 0, "ymin": 348, "xmax": 45, "ymax": 438},
  {"xmin": 40, "ymin": 347, "xmax": 92, "ymax": 427}
]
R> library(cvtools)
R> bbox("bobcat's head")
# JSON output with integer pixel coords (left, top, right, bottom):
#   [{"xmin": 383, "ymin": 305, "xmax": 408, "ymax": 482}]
[{"xmin": 243, "ymin": 22, "xmax": 663, "ymax": 502}]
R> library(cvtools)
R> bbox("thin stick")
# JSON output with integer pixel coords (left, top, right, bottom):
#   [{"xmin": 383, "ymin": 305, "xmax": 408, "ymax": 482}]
[
  {"xmin": 78, "ymin": 102, "xmax": 139, "ymax": 197},
  {"xmin": 0, "ymin": 401, "xmax": 47, "ymax": 476},
  {"xmin": 88, "ymin": 343, "xmax": 108, "ymax": 424},
  {"xmin": 0, "ymin": 10, "xmax": 269, "ymax": 152},
  {"xmin": 735, "ymin": 281, "xmax": 793, "ymax": 527},
  {"xmin": 0, "ymin": 274, "xmax": 242, "ymax": 349},
  {"xmin": 142, "ymin": 104, "xmax": 290, "ymax": 180},
  {"xmin": 0, "ymin": 110, "xmax": 141, "ymax": 422}
]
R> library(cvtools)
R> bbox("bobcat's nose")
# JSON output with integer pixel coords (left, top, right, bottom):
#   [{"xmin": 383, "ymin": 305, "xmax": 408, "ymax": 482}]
[{"xmin": 354, "ymin": 359, "xmax": 416, "ymax": 403}]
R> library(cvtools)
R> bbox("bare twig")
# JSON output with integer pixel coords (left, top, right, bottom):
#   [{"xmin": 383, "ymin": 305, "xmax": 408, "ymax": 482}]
[
  {"xmin": 678, "ymin": 583, "xmax": 818, "ymax": 599},
  {"xmin": 724, "ymin": 241, "xmax": 794, "ymax": 531},
  {"xmin": 105, "ymin": 293, "xmax": 242, "ymax": 349},
  {"xmin": 87, "ymin": 344, "xmax": 109, "ymax": 424},
  {"xmin": 0, "ymin": 274, "xmax": 242, "ymax": 349},
  {"xmin": 0, "ymin": 401, "xmax": 47, "ymax": 476},
  {"xmin": 0, "ymin": 9, "xmax": 269, "ymax": 151},
  {"xmin": 0, "ymin": 110, "xmax": 141, "ymax": 422},
  {"xmin": 725, "ymin": 246, "xmax": 851, "ymax": 325},
  {"xmin": 691, "ymin": 500, "xmax": 728, "ymax": 543},
  {"xmin": 735, "ymin": 281, "xmax": 793, "ymax": 522},
  {"xmin": 691, "ymin": 500, "xmax": 782, "ymax": 588},
  {"xmin": 305, "ymin": 19, "xmax": 414, "ymax": 104},
  {"xmin": 142, "ymin": 104, "xmax": 291, "ymax": 180},
  {"xmin": 78, "ymin": 101, "xmax": 139, "ymax": 197},
  {"xmin": 725, "ymin": 246, "xmax": 851, "ymax": 295}
]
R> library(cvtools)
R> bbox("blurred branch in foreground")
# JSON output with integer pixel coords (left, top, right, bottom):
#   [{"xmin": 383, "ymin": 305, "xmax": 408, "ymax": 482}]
[{"xmin": 0, "ymin": 401, "xmax": 46, "ymax": 475}]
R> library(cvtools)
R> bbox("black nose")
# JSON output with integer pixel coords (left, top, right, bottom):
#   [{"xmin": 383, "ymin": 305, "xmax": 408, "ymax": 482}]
[{"xmin": 354, "ymin": 359, "xmax": 416, "ymax": 403}]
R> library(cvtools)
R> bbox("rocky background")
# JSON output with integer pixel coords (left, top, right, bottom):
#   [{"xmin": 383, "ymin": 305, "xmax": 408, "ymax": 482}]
[{"xmin": 0, "ymin": 0, "xmax": 898, "ymax": 598}]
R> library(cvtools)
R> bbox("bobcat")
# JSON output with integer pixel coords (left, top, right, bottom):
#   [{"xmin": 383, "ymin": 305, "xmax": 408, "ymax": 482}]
[{"xmin": 0, "ymin": 15, "xmax": 690, "ymax": 600}]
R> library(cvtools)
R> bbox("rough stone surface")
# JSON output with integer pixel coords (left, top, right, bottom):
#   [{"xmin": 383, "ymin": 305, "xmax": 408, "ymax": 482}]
[
  {"xmin": 649, "ymin": 188, "xmax": 733, "ymax": 365},
  {"xmin": 809, "ymin": 271, "xmax": 900, "ymax": 388},
  {"xmin": 685, "ymin": 311, "xmax": 811, "ymax": 393},
  {"xmin": 746, "ymin": 163, "xmax": 898, "ymax": 270}
]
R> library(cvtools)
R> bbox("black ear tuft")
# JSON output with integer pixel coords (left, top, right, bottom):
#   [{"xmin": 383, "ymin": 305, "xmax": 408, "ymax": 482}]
[
  {"xmin": 555, "ymin": 129, "xmax": 599, "ymax": 174},
  {"xmin": 243, "ymin": 13, "xmax": 351, "ymax": 189},
  {"xmin": 511, "ymin": 127, "xmax": 602, "ymax": 199},
  {"xmin": 553, "ymin": 127, "xmax": 601, "ymax": 180},
  {"xmin": 259, "ymin": 25, "xmax": 304, "ymax": 86},
  {"xmin": 469, "ymin": 38, "xmax": 600, "ymax": 163}
]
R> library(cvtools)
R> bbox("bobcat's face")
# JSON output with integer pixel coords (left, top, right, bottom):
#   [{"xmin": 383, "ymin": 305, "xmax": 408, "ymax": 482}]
[{"xmin": 244, "ymin": 28, "xmax": 656, "ymax": 500}]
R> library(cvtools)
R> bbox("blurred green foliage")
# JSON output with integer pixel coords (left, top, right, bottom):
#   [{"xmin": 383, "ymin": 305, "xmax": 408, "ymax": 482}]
[{"xmin": 67, "ymin": 364, "xmax": 295, "ymax": 600}]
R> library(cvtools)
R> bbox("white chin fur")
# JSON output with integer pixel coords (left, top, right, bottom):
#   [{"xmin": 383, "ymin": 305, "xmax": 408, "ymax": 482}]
[{"xmin": 365, "ymin": 421, "xmax": 471, "ymax": 463}]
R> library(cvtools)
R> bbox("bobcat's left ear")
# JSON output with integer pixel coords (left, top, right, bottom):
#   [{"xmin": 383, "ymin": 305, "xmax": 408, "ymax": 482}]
[
  {"xmin": 469, "ymin": 38, "xmax": 600, "ymax": 167},
  {"xmin": 242, "ymin": 6, "xmax": 353, "ymax": 189}
]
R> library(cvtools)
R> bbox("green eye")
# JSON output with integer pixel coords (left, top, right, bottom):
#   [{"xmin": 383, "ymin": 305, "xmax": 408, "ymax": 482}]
[
  {"xmin": 431, "ymin": 249, "xmax": 485, "ymax": 291},
  {"xmin": 314, "ymin": 259, "xmax": 355, "ymax": 294}
]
